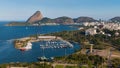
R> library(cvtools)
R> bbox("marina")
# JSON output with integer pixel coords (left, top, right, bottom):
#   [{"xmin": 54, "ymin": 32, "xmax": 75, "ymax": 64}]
[
  {"xmin": 0, "ymin": 25, "xmax": 79, "ymax": 64},
  {"xmin": 15, "ymin": 36, "xmax": 73, "ymax": 50},
  {"xmin": 39, "ymin": 40, "xmax": 73, "ymax": 49}
]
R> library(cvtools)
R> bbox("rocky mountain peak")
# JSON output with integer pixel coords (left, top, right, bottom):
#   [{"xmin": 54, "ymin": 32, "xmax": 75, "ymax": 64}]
[{"xmin": 26, "ymin": 11, "xmax": 43, "ymax": 23}]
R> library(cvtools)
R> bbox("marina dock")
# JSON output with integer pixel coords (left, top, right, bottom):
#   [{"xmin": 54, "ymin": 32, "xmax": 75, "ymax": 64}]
[{"xmin": 38, "ymin": 36, "xmax": 73, "ymax": 49}]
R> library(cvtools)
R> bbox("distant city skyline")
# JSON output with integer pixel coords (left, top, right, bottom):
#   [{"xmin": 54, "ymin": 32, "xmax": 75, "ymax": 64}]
[{"xmin": 0, "ymin": 0, "xmax": 120, "ymax": 21}]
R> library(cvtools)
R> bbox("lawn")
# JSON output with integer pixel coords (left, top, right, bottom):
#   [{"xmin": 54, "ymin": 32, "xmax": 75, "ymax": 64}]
[
  {"xmin": 55, "ymin": 65, "xmax": 64, "ymax": 68},
  {"xmin": 65, "ymin": 66, "xmax": 79, "ymax": 68}
]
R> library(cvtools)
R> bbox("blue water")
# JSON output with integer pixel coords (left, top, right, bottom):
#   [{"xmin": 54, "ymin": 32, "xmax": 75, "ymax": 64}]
[{"xmin": 0, "ymin": 22, "xmax": 80, "ymax": 64}]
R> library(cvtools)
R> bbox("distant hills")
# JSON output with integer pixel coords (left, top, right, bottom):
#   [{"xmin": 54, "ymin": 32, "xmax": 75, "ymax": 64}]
[
  {"xmin": 74, "ymin": 17, "xmax": 97, "ymax": 23},
  {"xmin": 6, "ymin": 11, "xmax": 120, "ymax": 26},
  {"xmin": 38, "ymin": 17, "xmax": 54, "ymax": 23},
  {"xmin": 110, "ymin": 17, "xmax": 120, "ymax": 22},
  {"xmin": 26, "ymin": 11, "xmax": 98, "ymax": 24},
  {"xmin": 38, "ymin": 16, "xmax": 97, "ymax": 24}
]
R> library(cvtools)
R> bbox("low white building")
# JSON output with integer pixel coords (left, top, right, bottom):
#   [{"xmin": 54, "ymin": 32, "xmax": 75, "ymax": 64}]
[
  {"xmin": 85, "ymin": 28, "xmax": 97, "ymax": 35},
  {"xmin": 83, "ymin": 22, "xmax": 100, "ymax": 26},
  {"xmin": 103, "ymin": 23, "xmax": 120, "ymax": 30},
  {"xmin": 115, "ymin": 32, "xmax": 119, "ymax": 36},
  {"xmin": 99, "ymin": 31, "xmax": 105, "ymax": 34}
]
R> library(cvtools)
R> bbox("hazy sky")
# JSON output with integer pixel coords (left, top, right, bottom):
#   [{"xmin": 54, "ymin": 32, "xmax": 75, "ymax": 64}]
[{"xmin": 0, "ymin": 0, "xmax": 120, "ymax": 21}]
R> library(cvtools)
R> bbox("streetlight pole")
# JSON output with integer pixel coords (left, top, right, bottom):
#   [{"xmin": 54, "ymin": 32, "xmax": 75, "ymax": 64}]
[
  {"xmin": 40, "ymin": 45, "xmax": 45, "ymax": 68},
  {"xmin": 108, "ymin": 48, "xmax": 112, "ymax": 68}
]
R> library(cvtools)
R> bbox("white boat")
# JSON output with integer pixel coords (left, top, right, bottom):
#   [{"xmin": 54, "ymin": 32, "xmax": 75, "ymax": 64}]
[
  {"xmin": 25, "ymin": 42, "xmax": 32, "ymax": 50},
  {"xmin": 20, "ymin": 42, "xmax": 32, "ymax": 51},
  {"xmin": 38, "ymin": 56, "xmax": 48, "ymax": 61}
]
